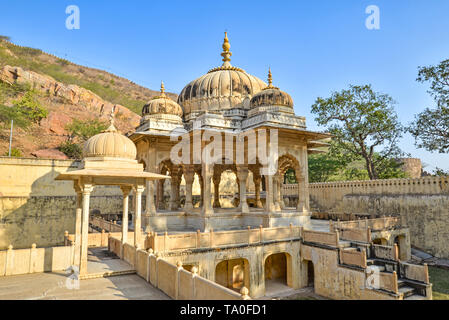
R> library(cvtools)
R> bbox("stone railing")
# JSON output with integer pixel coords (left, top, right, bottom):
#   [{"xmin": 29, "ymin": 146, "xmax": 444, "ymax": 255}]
[
  {"xmin": 372, "ymin": 244, "xmax": 399, "ymax": 261},
  {"xmin": 281, "ymin": 184, "xmax": 299, "ymax": 196},
  {"xmin": 377, "ymin": 271, "xmax": 399, "ymax": 294},
  {"xmin": 399, "ymin": 262, "xmax": 430, "ymax": 284},
  {"xmin": 0, "ymin": 243, "xmax": 74, "ymax": 277},
  {"xmin": 66, "ymin": 230, "xmax": 135, "ymax": 248},
  {"xmin": 147, "ymin": 225, "xmax": 302, "ymax": 252},
  {"xmin": 331, "ymin": 217, "xmax": 400, "ymax": 231},
  {"xmin": 302, "ymin": 230, "xmax": 339, "ymax": 247},
  {"xmin": 340, "ymin": 248, "xmax": 367, "ymax": 269},
  {"xmin": 90, "ymin": 216, "xmax": 123, "ymax": 233},
  {"xmin": 334, "ymin": 227, "xmax": 371, "ymax": 243},
  {"xmin": 309, "ymin": 176, "xmax": 449, "ymax": 194},
  {"xmin": 108, "ymin": 236, "xmax": 250, "ymax": 300}
]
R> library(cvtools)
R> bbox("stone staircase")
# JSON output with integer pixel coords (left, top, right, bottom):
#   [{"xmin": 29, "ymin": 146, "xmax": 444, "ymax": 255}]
[{"xmin": 366, "ymin": 258, "xmax": 428, "ymax": 300}]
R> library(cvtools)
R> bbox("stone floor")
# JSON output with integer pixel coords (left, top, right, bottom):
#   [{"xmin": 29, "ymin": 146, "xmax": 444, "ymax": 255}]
[
  {"xmin": 84, "ymin": 247, "xmax": 135, "ymax": 278},
  {"xmin": 0, "ymin": 272, "xmax": 169, "ymax": 300}
]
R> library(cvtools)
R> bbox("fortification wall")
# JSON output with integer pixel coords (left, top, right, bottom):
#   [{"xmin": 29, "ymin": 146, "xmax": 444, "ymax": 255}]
[
  {"xmin": 0, "ymin": 157, "xmax": 123, "ymax": 250},
  {"xmin": 308, "ymin": 177, "xmax": 449, "ymax": 258}
]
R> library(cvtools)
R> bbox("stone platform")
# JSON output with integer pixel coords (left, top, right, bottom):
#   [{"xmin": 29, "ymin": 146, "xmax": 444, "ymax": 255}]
[{"xmin": 80, "ymin": 247, "xmax": 135, "ymax": 280}]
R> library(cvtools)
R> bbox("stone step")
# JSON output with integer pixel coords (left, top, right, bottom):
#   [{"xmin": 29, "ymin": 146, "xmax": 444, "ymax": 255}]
[
  {"xmin": 399, "ymin": 286, "xmax": 416, "ymax": 298},
  {"xmin": 397, "ymin": 279, "xmax": 406, "ymax": 288},
  {"xmin": 405, "ymin": 294, "xmax": 427, "ymax": 300}
]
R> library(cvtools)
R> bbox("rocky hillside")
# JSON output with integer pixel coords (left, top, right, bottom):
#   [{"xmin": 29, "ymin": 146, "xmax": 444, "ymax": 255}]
[{"xmin": 0, "ymin": 38, "xmax": 177, "ymax": 159}]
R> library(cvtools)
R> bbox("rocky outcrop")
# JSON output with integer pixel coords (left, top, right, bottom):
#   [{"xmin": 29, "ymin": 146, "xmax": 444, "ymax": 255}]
[
  {"xmin": 0, "ymin": 65, "xmax": 141, "ymax": 128},
  {"xmin": 31, "ymin": 148, "xmax": 68, "ymax": 160}
]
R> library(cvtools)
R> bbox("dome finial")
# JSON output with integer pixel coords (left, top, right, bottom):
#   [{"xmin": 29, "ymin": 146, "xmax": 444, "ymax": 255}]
[
  {"xmin": 267, "ymin": 67, "xmax": 273, "ymax": 87},
  {"xmin": 221, "ymin": 31, "xmax": 232, "ymax": 67},
  {"xmin": 105, "ymin": 105, "xmax": 117, "ymax": 132},
  {"xmin": 160, "ymin": 81, "xmax": 166, "ymax": 96}
]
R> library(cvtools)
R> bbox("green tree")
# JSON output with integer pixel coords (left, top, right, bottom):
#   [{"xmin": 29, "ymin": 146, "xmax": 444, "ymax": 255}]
[
  {"xmin": 59, "ymin": 119, "xmax": 108, "ymax": 159},
  {"xmin": 65, "ymin": 119, "xmax": 108, "ymax": 142},
  {"xmin": 311, "ymin": 84, "xmax": 404, "ymax": 180},
  {"xmin": 308, "ymin": 141, "xmax": 406, "ymax": 182},
  {"xmin": 408, "ymin": 59, "xmax": 449, "ymax": 153},
  {"xmin": 12, "ymin": 91, "xmax": 48, "ymax": 123}
]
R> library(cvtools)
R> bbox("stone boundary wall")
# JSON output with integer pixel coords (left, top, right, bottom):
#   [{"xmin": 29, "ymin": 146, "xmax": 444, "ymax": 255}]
[
  {"xmin": 107, "ymin": 236, "xmax": 249, "ymax": 300},
  {"xmin": 304, "ymin": 177, "xmax": 449, "ymax": 258},
  {"xmin": 0, "ymin": 243, "xmax": 74, "ymax": 277},
  {"xmin": 0, "ymin": 157, "xmax": 124, "ymax": 250}
]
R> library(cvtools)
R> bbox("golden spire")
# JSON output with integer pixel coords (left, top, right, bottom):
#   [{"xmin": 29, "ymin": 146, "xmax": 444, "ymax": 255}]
[
  {"xmin": 267, "ymin": 67, "xmax": 273, "ymax": 87},
  {"xmin": 263, "ymin": 67, "xmax": 278, "ymax": 90},
  {"xmin": 160, "ymin": 81, "xmax": 166, "ymax": 96},
  {"xmin": 221, "ymin": 31, "xmax": 232, "ymax": 66}
]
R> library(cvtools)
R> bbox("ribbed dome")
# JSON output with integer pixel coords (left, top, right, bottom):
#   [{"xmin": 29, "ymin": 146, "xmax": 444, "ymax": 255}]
[
  {"xmin": 177, "ymin": 33, "xmax": 266, "ymax": 115},
  {"xmin": 250, "ymin": 69, "xmax": 293, "ymax": 108},
  {"xmin": 142, "ymin": 82, "xmax": 183, "ymax": 117},
  {"xmin": 83, "ymin": 122, "xmax": 137, "ymax": 160}
]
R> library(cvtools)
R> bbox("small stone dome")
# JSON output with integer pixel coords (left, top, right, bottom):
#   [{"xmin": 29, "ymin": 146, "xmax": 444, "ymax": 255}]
[
  {"xmin": 83, "ymin": 118, "xmax": 137, "ymax": 160},
  {"xmin": 142, "ymin": 82, "xmax": 183, "ymax": 117},
  {"xmin": 177, "ymin": 32, "xmax": 266, "ymax": 115},
  {"xmin": 250, "ymin": 69, "xmax": 293, "ymax": 108}
]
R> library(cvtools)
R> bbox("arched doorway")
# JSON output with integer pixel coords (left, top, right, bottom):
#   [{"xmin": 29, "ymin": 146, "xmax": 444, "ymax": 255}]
[
  {"xmin": 215, "ymin": 258, "xmax": 250, "ymax": 292},
  {"xmin": 264, "ymin": 253, "xmax": 292, "ymax": 295}
]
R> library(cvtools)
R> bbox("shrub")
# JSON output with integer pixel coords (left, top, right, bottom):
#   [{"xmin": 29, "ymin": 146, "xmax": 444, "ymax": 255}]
[
  {"xmin": 3, "ymin": 147, "xmax": 22, "ymax": 157},
  {"xmin": 59, "ymin": 141, "xmax": 82, "ymax": 159}
]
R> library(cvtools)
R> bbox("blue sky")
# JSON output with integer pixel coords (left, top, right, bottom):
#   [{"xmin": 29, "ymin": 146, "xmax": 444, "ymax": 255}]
[{"xmin": 1, "ymin": 0, "xmax": 449, "ymax": 171}]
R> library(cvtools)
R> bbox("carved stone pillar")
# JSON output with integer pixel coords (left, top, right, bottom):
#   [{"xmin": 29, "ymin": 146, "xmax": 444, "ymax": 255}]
[
  {"xmin": 236, "ymin": 165, "xmax": 249, "ymax": 213},
  {"xmin": 183, "ymin": 165, "xmax": 195, "ymax": 212},
  {"xmin": 212, "ymin": 168, "xmax": 221, "ymax": 208},
  {"xmin": 201, "ymin": 162, "xmax": 214, "ymax": 216},
  {"xmin": 157, "ymin": 180, "xmax": 165, "ymax": 210},
  {"xmin": 134, "ymin": 185, "xmax": 145, "ymax": 248},
  {"xmin": 120, "ymin": 186, "xmax": 132, "ymax": 254},
  {"xmin": 73, "ymin": 183, "xmax": 82, "ymax": 268},
  {"xmin": 264, "ymin": 175, "xmax": 275, "ymax": 214},
  {"xmin": 80, "ymin": 184, "xmax": 94, "ymax": 276},
  {"xmin": 295, "ymin": 168, "xmax": 309, "ymax": 213},
  {"xmin": 170, "ymin": 167, "xmax": 180, "ymax": 211},
  {"xmin": 274, "ymin": 174, "xmax": 282, "ymax": 211}
]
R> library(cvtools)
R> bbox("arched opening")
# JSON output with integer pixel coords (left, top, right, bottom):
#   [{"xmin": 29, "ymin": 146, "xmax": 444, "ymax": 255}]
[
  {"xmin": 215, "ymin": 258, "xmax": 250, "ymax": 292},
  {"xmin": 307, "ymin": 261, "xmax": 314, "ymax": 287},
  {"xmin": 283, "ymin": 168, "xmax": 297, "ymax": 184},
  {"xmin": 217, "ymin": 169, "xmax": 238, "ymax": 208},
  {"xmin": 373, "ymin": 238, "xmax": 388, "ymax": 245},
  {"xmin": 264, "ymin": 252, "xmax": 292, "ymax": 295}
]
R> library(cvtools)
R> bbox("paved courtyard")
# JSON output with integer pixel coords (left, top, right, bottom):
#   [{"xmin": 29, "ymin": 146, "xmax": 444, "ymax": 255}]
[{"xmin": 0, "ymin": 272, "xmax": 169, "ymax": 300}]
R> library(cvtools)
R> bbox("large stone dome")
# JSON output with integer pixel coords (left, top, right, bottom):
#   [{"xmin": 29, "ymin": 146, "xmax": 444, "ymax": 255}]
[
  {"xmin": 142, "ymin": 81, "xmax": 183, "ymax": 118},
  {"xmin": 83, "ymin": 120, "xmax": 137, "ymax": 160},
  {"xmin": 177, "ymin": 33, "xmax": 266, "ymax": 116}
]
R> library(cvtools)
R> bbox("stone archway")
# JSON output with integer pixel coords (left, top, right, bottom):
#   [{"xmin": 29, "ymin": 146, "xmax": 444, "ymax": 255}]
[
  {"xmin": 215, "ymin": 258, "xmax": 250, "ymax": 292},
  {"xmin": 264, "ymin": 252, "xmax": 293, "ymax": 295}
]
